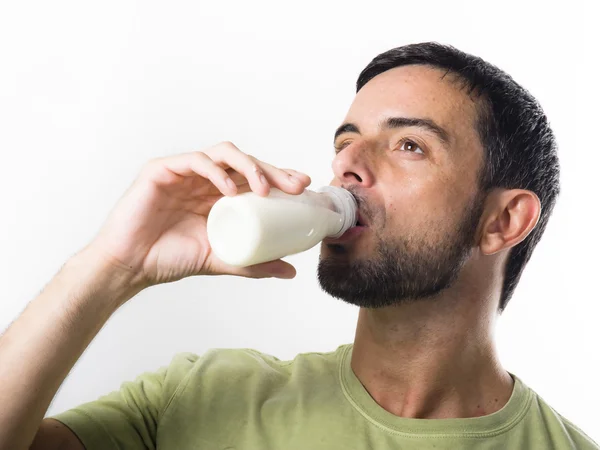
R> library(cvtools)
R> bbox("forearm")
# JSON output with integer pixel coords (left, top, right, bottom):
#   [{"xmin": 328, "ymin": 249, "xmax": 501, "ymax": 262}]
[{"xmin": 0, "ymin": 246, "xmax": 142, "ymax": 450}]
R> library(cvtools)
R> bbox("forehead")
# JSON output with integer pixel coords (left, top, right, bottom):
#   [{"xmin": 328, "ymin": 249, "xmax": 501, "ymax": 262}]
[{"xmin": 347, "ymin": 65, "xmax": 480, "ymax": 147}]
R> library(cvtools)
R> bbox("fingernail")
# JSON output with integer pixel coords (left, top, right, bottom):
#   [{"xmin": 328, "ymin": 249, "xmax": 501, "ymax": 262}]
[
  {"xmin": 289, "ymin": 174, "xmax": 302, "ymax": 184},
  {"xmin": 260, "ymin": 173, "xmax": 268, "ymax": 185},
  {"xmin": 226, "ymin": 178, "xmax": 237, "ymax": 191}
]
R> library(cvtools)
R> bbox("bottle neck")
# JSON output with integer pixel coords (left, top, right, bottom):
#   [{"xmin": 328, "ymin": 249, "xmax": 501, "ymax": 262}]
[{"xmin": 317, "ymin": 186, "xmax": 357, "ymax": 238}]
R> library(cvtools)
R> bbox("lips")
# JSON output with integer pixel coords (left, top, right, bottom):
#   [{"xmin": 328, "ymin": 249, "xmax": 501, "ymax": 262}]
[
  {"xmin": 324, "ymin": 210, "xmax": 368, "ymax": 245},
  {"xmin": 355, "ymin": 211, "xmax": 368, "ymax": 228},
  {"xmin": 325, "ymin": 224, "xmax": 366, "ymax": 244}
]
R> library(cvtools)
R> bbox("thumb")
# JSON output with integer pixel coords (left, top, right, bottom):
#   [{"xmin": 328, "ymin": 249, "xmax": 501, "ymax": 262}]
[{"xmin": 234, "ymin": 259, "xmax": 297, "ymax": 279}]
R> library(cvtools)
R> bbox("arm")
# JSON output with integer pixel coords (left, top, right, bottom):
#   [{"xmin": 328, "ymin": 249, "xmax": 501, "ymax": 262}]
[
  {"xmin": 30, "ymin": 419, "xmax": 85, "ymax": 450},
  {"xmin": 0, "ymin": 143, "xmax": 310, "ymax": 450},
  {"xmin": 0, "ymin": 246, "xmax": 141, "ymax": 450}
]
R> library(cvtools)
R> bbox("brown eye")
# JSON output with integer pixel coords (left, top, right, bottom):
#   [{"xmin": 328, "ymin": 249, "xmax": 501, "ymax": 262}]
[{"xmin": 400, "ymin": 140, "xmax": 424, "ymax": 154}]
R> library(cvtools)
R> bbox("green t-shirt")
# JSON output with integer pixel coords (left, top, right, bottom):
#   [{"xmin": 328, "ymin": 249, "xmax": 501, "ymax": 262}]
[{"xmin": 52, "ymin": 344, "xmax": 597, "ymax": 449}]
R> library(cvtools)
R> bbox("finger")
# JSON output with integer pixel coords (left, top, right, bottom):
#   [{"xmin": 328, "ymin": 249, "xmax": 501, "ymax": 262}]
[
  {"xmin": 282, "ymin": 169, "xmax": 312, "ymax": 188},
  {"xmin": 226, "ymin": 168, "xmax": 310, "ymax": 192},
  {"xmin": 256, "ymin": 163, "xmax": 312, "ymax": 195},
  {"xmin": 207, "ymin": 143, "xmax": 309, "ymax": 197},
  {"xmin": 188, "ymin": 181, "xmax": 251, "ymax": 199},
  {"xmin": 226, "ymin": 169, "xmax": 251, "ymax": 186},
  {"xmin": 205, "ymin": 142, "xmax": 271, "ymax": 196},
  {"xmin": 188, "ymin": 170, "xmax": 248, "ymax": 197},
  {"xmin": 282, "ymin": 169, "xmax": 311, "ymax": 183},
  {"xmin": 159, "ymin": 152, "xmax": 239, "ymax": 196},
  {"xmin": 230, "ymin": 259, "xmax": 297, "ymax": 279}
]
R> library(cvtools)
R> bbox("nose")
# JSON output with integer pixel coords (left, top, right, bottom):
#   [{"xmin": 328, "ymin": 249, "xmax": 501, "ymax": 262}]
[{"xmin": 331, "ymin": 143, "xmax": 375, "ymax": 188}]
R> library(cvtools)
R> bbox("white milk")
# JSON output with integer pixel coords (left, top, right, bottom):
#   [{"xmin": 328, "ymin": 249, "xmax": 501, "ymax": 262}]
[{"xmin": 207, "ymin": 187, "xmax": 357, "ymax": 267}]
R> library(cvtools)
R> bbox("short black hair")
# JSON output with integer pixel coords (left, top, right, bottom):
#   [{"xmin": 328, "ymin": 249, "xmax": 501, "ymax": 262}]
[{"xmin": 357, "ymin": 42, "xmax": 560, "ymax": 312}]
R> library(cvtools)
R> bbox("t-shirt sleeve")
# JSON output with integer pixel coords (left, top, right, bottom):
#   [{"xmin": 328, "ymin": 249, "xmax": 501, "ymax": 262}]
[
  {"xmin": 562, "ymin": 417, "xmax": 600, "ymax": 449},
  {"xmin": 49, "ymin": 352, "xmax": 199, "ymax": 450}
]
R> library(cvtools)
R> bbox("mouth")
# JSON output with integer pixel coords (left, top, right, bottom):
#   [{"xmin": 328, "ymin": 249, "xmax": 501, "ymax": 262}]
[
  {"xmin": 323, "ymin": 210, "xmax": 368, "ymax": 245},
  {"xmin": 354, "ymin": 211, "xmax": 368, "ymax": 228}
]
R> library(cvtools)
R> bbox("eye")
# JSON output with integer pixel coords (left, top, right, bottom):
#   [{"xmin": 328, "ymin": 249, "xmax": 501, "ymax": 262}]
[
  {"xmin": 398, "ymin": 139, "xmax": 424, "ymax": 155},
  {"xmin": 334, "ymin": 140, "xmax": 352, "ymax": 154}
]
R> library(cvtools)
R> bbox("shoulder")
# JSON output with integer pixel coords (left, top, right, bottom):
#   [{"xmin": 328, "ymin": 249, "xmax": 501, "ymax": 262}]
[
  {"xmin": 184, "ymin": 344, "xmax": 350, "ymax": 375},
  {"xmin": 524, "ymin": 381, "xmax": 598, "ymax": 449},
  {"xmin": 560, "ymin": 419, "xmax": 599, "ymax": 450},
  {"xmin": 168, "ymin": 344, "xmax": 350, "ymax": 385},
  {"xmin": 160, "ymin": 345, "xmax": 350, "ymax": 419}
]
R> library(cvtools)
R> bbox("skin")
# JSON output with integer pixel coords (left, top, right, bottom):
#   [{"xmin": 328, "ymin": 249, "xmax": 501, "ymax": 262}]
[
  {"xmin": 1, "ymin": 143, "xmax": 312, "ymax": 450},
  {"xmin": 1, "ymin": 67, "xmax": 541, "ymax": 449},
  {"xmin": 321, "ymin": 65, "xmax": 541, "ymax": 418}
]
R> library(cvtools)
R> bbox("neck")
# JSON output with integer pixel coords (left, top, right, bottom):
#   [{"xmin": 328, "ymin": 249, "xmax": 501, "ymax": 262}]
[{"xmin": 351, "ymin": 284, "xmax": 513, "ymax": 419}]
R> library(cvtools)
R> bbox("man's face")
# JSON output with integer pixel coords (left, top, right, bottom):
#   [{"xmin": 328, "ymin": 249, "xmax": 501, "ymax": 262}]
[{"xmin": 318, "ymin": 65, "xmax": 487, "ymax": 308}]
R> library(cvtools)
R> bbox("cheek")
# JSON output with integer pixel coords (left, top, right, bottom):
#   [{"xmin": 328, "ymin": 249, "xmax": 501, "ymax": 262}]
[{"xmin": 380, "ymin": 175, "xmax": 464, "ymax": 232}]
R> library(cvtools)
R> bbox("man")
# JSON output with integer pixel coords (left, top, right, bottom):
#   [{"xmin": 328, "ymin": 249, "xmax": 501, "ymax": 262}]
[{"xmin": 0, "ymin": 42, "xmax": 596, "ymax": 449}]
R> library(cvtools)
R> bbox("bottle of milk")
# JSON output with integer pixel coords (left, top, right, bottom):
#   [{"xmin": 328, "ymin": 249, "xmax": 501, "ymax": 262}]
[{"xmin": 206, "ymin": 186, "xmax": 357, "ymax": 267}]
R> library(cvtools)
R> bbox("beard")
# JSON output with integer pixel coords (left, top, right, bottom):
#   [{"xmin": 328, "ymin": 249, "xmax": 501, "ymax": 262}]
[{"xmin": 317, "ymin": 190, "xmax": 486, "ymax": 308}]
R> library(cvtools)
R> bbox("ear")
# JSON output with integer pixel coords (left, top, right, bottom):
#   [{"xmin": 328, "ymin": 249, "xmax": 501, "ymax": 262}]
[{"xmin": 479, "ymin": 189, "xmax": 541, "ymax": 256}]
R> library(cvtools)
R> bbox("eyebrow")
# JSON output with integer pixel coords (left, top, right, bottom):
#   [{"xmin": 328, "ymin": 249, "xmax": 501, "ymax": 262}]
[{"xmin": 333, "ymin": 116, "xmax": 451, "ymax": 146}]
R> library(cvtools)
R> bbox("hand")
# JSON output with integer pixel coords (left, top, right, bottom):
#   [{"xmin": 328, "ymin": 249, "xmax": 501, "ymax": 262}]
[{"xmin": 87, "ymin": 142, "xmax": 311, "ymax": 290}]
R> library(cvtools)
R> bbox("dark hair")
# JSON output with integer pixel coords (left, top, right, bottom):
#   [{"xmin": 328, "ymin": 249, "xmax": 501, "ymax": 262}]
[{"xmin": 357, "ymin": 42, "xmax": 560, "ymax": 312}]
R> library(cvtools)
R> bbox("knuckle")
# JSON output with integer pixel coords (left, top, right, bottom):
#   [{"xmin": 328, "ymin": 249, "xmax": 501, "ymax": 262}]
[
  {"xmin": 245, "ymin": 155, "xmax": 264, "ymax": 170},
  {"xmin": 219, "ymin": 140, "xmax": 237, "ymax": 150},
  {"xmin": 141, "ymin": 158, "xmax": 161, "ymax": 174},
  {"xmin": 145, "ymin": 157, "xmax": 162, "ymax": 167},
  {"xmin": 193, "ymin": 151, "xmax": 209, "ymax": 161},
  {"xmin": 249, "ymin": 162, "xmax": 261, "ymax": 174}
]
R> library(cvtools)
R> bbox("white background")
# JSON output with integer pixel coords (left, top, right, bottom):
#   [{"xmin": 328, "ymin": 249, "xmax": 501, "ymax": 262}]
[{"xmin": 0, "ymin": 0, "xmax": 598, "ymax": 443}]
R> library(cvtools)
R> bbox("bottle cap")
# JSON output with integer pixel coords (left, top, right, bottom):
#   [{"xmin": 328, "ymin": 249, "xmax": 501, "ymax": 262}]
[{"xmin": 317, "ymin": 186, "xmax": 358, "ymax": 238}]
